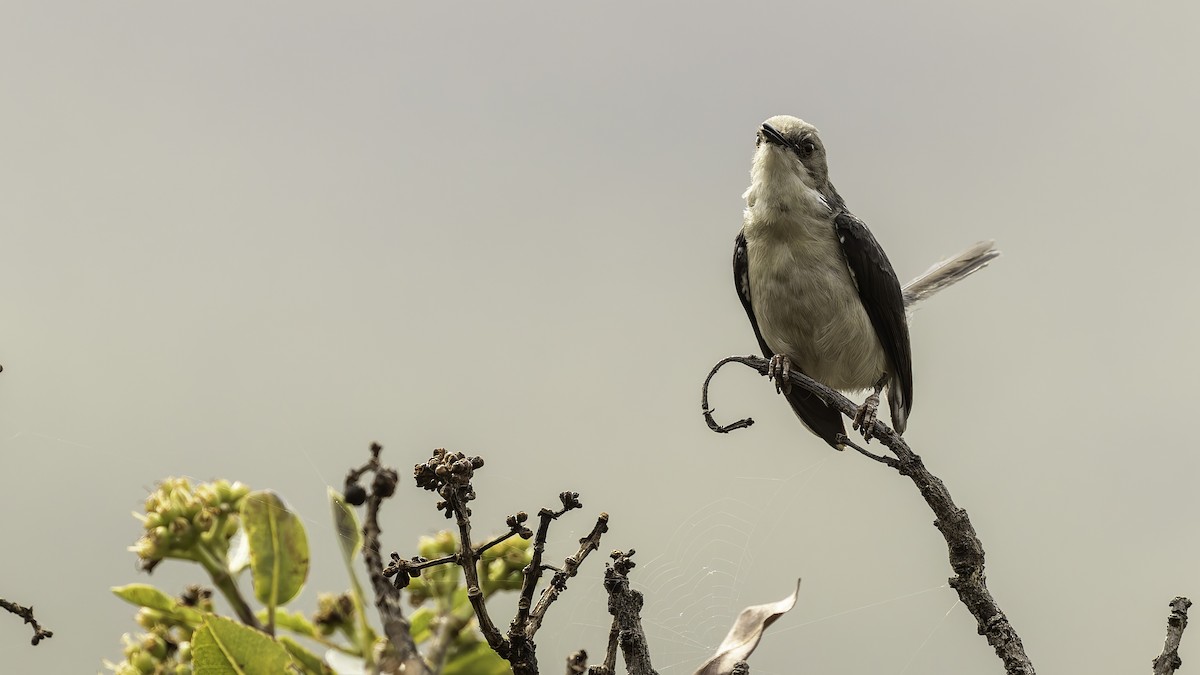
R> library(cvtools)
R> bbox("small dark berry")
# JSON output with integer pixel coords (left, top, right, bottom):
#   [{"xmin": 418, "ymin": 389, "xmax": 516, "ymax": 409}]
[{"xmin": 344, "ymin": 483, "xmax": 367, "ymax": 506}]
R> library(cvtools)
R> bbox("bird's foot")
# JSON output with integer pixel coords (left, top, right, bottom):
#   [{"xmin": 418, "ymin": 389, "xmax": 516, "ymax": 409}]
[
  {"xmin": 767, "ymin": 355, "xmax": 792, "ymax": 394},
  {"xmin": 852, "ymin": 374, "xmax": 888, "ymax": 442},
  {"xmin": 852, "ymin": 394, "xmax": 879, "ymax": 441}
]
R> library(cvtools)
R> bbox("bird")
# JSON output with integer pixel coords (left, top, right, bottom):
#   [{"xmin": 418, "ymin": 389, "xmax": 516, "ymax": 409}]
[{"xmin": 734, "ymin": 115, "xmax": 998, "ymax": 449}]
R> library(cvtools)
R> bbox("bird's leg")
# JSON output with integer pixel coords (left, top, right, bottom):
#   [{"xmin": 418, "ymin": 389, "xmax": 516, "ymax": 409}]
[
  {"xmin": 852, "ymin": 373, "xmax": 889, "ymax": 442},
  {"xmin": 767, "ymin": 354, "xmax": 792, "ymax": 394}
]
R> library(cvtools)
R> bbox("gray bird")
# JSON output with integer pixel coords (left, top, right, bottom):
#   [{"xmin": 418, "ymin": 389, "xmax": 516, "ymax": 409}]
[{"xmin": 734, "ymin": 115, "xmax": 998, "ymax": 448}]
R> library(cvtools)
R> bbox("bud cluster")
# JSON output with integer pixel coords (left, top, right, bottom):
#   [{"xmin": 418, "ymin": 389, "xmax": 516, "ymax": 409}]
[
  {"xmin": 108, "ymin": 630, "xmax": 192, "ymax": 675},
  {"xmin": 312, "ymin": 592, "xmax": 356, "ymax": 637},
  {"xmin": 129, "ymin": 478, "xmax": 249, "ymax": 567},
  {"xmin": 413, "ymin": 448, "xmax": 485, "ymax": 519}
]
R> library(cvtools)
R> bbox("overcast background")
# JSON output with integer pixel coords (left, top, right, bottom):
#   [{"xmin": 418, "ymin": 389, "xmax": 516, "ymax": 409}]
[{"xmin": 3, "ymin": 1, "xmax": 1199, "ymax": 673}]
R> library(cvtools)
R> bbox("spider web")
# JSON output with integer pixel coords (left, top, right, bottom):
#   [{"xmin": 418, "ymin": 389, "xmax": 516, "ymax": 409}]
[
  {"xmin": 628, "ymin": 457, "xmax": 833, "ymax": 672},
  {"xmin": 558, "ymin": 454, "xmax": 957, "ymax": 675}
]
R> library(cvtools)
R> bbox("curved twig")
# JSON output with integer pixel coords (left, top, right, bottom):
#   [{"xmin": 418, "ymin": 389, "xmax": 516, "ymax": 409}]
[
  {"xmin": 702, "ymin": 355, "xmax": 1036, "ymax": 675},
  {"xmin": 701, "ymin": 356, "xmax": 760, "ymax": 433}
]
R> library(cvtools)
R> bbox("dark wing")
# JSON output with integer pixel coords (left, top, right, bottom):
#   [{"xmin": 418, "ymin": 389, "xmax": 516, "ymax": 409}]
[
  {"xmin": 833, "ymin": 212, "xmax": 913, "ymax": 433},
  {"xmin": 734, "ymin": 231, "xmax": 846, "ymax": 448},
  {"xmin": 733, "ymin": 231, "xmax": 772, "ymax": 358}
]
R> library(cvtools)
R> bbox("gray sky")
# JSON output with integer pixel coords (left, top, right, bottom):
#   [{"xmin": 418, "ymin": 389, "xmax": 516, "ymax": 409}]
[{"xmin": 2, "ymin": 1, "xmax": 1199, "ymax": 673}]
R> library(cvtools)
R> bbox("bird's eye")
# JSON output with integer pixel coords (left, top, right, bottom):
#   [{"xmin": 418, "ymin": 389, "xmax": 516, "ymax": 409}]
[{"xmin": 796, "ymin": 140, "xmax": 816, "ymax": 158}]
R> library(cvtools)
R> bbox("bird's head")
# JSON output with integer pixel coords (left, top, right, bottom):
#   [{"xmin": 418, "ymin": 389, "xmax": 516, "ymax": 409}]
[{"xmin": 751, "ymin": 115, "xmax": 830, "ymax": 194}]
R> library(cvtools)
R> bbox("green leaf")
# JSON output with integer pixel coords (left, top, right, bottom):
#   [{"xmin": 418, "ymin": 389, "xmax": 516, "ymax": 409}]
[
  {"xmin": 241, "ymin": 491, "xmax": 310, "ymax": 609},
  {"xmin": 278, "ymin": 635, "xmax": 334, "ymax": 675},
  {"xmin": 112, "ymin": 583, "xmax": 205, "ymax": 626},
  {"xmin": 192, "ymin": 614, "xmax": 295, "ymax": 674},
  {"xmin": 258, "ymin": 608, "xmax": 317, "ymax": 638},
  {"xmin": 443, "ymin": 640, "xmax": 511, "ymax": 675},
  {"xmin": 112, "ymin": 584, "xmax": 178, "ymax": 612}
]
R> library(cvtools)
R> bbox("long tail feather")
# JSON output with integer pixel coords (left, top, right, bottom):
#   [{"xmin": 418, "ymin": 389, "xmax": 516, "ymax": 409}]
[{"xmin": 902, "ymin": 240, "xmax": 1000, "ymax": 308}]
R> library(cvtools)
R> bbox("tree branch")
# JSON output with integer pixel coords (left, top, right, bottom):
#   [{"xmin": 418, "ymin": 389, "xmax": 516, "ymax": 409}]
[
  {"xmin": 352, "ymin": 443, "xmax": 430, "ymax": 674},
  {"xmin": 1154, "ymin": 597, "xmax": 1193, "ymax": 675},
  {"xmin": 1, "ymin": 598, "xmax": 53, "ymax": 646},
  {"xmin": 702, "ymin": 355, "xmax": 1035, "ymax": 675},
  {"xmin": 513, "ymin": 498, "xmax": 572, "ymax": 635},
  {"xmin": 602, "ymin": 550, "xmax": 657, "ymax": 675},
  {"xmin": 526, "ymin": 512, "xmax": 609, "ymax": 635},
  {"xmin": 701, "ymin": 356, "xmax": 758, "ymax": 433}
]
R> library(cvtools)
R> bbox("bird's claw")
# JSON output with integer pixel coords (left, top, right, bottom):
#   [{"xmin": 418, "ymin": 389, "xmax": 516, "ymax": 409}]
[
  {"xmin": 852, "ymin": 374, "xmax": 889, "ymax": 442},
  {"xmin": 767, "ymin": 355, "xmax": 792, "ymax": 394},
  {"xmin": 852, "ymin": 391, "xmax": 880, "ymax": 442}
]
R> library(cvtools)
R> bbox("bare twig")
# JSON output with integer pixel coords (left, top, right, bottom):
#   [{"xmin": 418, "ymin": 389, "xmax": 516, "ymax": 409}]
[
  {"xmin": 1154, "ymin": 597, "xmax": 1193, "ymax": 675},
  {"xmin": 702, "ymin": 355, "xmax": 1035, "ymax": 675},
  {"xmin": 836, "ymin": 433, "xmax": 899, "ymax": 468},
  {"xmin": 581, "ymin": 616, "xmax": 619, "ymax": 675},
  {"xmin": 352, "ymin": 443, "xmax": 430, "ymax": 674},
  {"xmin": 448, "ymin": 480, "xmax": 508, "ymax": 653},
  {"xmin": 411, "ymin": 449, "xmax": 510, "ymax": 661},
  {"xmin": 408, "ymin": 449, "xmax": 610, "ymax": 675},
  {"xmin": 526, "ymin": 512, "xmax": 609, "ymax": 635},
  {"xmin": 508, "ymin": 496, "xmax": 607, "ymax": 673},
  {"xmin": 513, "ymin": 495, "xmax": 579, "ymax": 634},
  {"xmin": 603, "ymin": 550, "xmax": 658, "ymax": 675},
  {"xmin": 601, "ymin": 617, "xmax": 619, "ymax": 673},
  {"xmin": 392, "ymin": 519, "xmax": 530, "ymax": 579},
  {"xmin": 701, "ymin": 356, "xmax": 757, "ymax": 433},
  {"xmin": 373, "ymin": 448, "xmax": 618, "ymax": 674},
  {"xmin": 1, "ymin": 598, "xmax": 53, "ymax": 646}
]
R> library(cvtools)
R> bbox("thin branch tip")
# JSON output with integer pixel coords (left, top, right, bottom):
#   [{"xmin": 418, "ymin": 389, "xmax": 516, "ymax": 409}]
[
  {"xmin": 0, "ymin": 598, "xmax": 53, "ymax": 646},
  {"xmin": 351, "ymin": 443, "xmax": 429, "ymax": 673}
]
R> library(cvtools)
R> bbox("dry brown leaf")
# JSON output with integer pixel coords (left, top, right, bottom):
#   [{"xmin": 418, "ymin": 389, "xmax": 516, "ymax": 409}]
[{"xmin": 693, "ymin": 579, "xmax": 801, "ymax": 675}]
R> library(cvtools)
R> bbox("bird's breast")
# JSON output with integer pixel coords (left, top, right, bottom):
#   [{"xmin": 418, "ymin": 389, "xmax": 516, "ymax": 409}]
[{"xmin": 744, "ymin": 212, "xmax": 889, "ymax": 392}]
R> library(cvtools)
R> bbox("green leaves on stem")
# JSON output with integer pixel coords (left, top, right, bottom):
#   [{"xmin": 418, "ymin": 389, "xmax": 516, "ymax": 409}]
[{"xmin": 113, "ymin": 480, "xmax": 330, "ymax": 674}]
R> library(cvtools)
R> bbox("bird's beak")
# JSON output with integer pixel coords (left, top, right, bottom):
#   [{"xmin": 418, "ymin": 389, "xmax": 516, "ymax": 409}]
[{"xmin": 760, "ymin": 123, "xmax": 788, "ymax": 148}]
